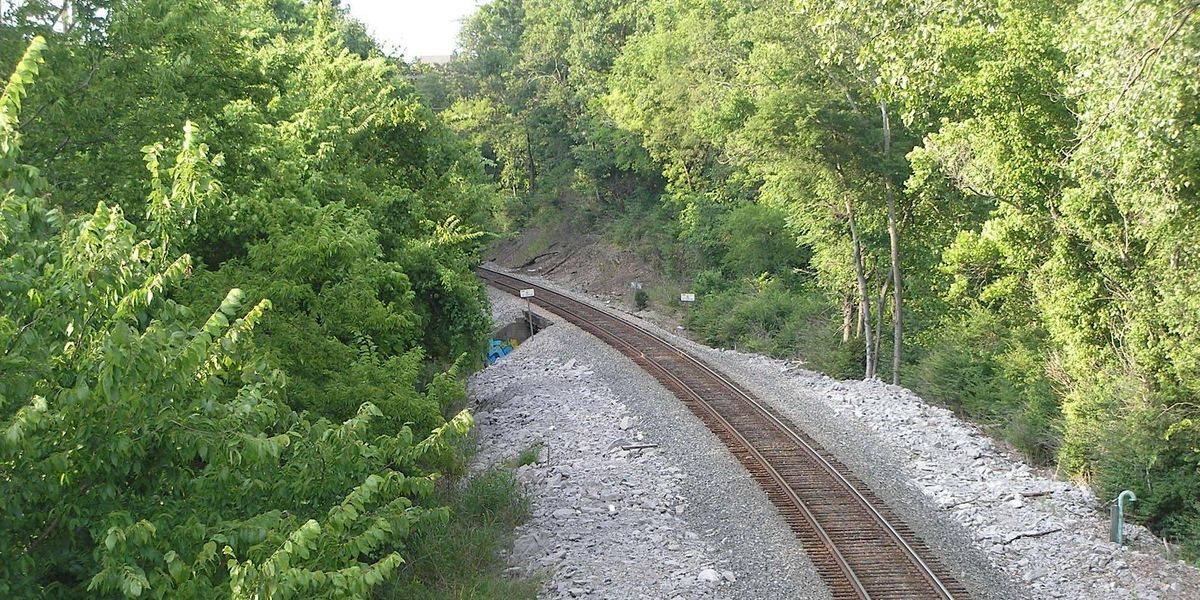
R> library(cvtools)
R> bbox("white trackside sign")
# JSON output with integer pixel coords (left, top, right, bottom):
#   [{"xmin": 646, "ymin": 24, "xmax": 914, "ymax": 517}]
[
  {"xmin": 631, "ymin": 282, "xmax": 643, "ymax": 290},
  {"xmin": 520, "ymin": 289, "xmax": 535, "ymax": 298},
  {"xmin": 680, "ymin": 293, "xmax": 696, "ymax": 303}
]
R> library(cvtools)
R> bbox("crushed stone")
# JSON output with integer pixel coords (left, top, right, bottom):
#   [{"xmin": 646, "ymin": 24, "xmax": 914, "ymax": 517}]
[
  {"xmin": 488, "ymin": 263, "xmax": 1200, "ymax": 599},
  {"xmin": 469, "ymin": 288, "xmax": 827, "ymax": 599}
]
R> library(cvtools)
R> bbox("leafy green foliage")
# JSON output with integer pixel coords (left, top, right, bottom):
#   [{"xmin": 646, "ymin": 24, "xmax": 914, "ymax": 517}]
[
  {"xmin": 444, "ymin": 0, "xmax": 1200, "ymax": 556},
  {"xmin": 0, "ymin": 88, "xmax": 464, "ymax": 600},
  {"xmin": 689, "ymin": 277, "xmax": 861, "ymax": 379},
  {"xmin": 634, "ymin": 289, "xmax": 649, "ymax": 310},
  {"xmin": 5, "ymin": 0, "xmax": 498, "ymax": 429},
  {"xmin": 0, "ymin": 0, "xmax": 507, "ymax": 593},
  {"xmin": 442, "ymin": 0, "xmax": 655, "ymax": 224},
  {"xmin": 376, "ymin": 468, "xmax": 538, "ymax": 600},
  {"xmin": 910, "ymin": 307, "xmax": 1060, "ymax": 463},
  {"xmin": 716, "ymin": 203, "xmax": 810, "ymax": 280}
]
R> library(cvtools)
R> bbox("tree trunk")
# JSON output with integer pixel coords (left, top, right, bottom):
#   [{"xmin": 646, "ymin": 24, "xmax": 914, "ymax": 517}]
[
  {"xmin": 524, "ymin": 124, "xmax": 537, "ymax": 194},
  {"xmin": 841, "ymin": 293, "xmax": 853, "ymax": 343},
  {"xmin": 855, "ymin": 298, "xmax": 864, "ymax": 338},
  {"xmin": 880, "ymin": 99, "xmax": 903, "ymax": 385},
  {"xmin": 846, "ymin": 197, "xmax": 875, "ymax": 379},
  {"xmin": 57, "ymin": 1, "xmax": 75, "ymax": 31},
  {"xmin": 887, "ymin": 185, "xmax": 902, "ymax": 385},
  {"xmin": 874, "ymin": 275, "xmax": 890, "ymax": 369}
]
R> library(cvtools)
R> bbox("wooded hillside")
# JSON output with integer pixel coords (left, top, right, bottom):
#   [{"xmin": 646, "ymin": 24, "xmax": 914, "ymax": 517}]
[{"xmin": 434, "ymin": 0, "xmax": 1200, "ymax": 557}]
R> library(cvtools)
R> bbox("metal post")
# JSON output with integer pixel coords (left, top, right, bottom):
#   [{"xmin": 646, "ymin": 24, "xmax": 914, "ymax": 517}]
[
  {"xmin": 680, "ymin": 292, "xmax": 695, "ymax": 329},
  {"xmin": 1110, "ymin": 490, "xmax": 1137, "ymax": 544},
  {"xmin": 519, "ymin": 288, "xmax": 535, "ymax": 338}
]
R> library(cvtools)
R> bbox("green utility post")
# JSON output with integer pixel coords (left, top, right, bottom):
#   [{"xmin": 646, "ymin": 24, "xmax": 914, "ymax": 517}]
[{"xmin": 1110, "ymin": 490, "xmax": 1136, "ymax": 545}]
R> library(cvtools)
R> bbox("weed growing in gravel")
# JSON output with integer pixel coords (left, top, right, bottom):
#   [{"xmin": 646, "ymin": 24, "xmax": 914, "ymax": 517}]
[
  {"xmin": 377, "ymin": 468, "xmax": 539, "ymax": 599},
  {"xmin": 512, "ymin": 441, "xmax": 546, "ymax": 467}
]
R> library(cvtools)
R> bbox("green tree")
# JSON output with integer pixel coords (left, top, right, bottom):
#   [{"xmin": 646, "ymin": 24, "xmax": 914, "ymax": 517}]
[
  {"xmin": 4, "ymin": 0, "xmax": 498, "ymax": 428},
  {"xmin": 0, "ymin": 38, "xmax": 476, "ymax": 598},
  {"xmin": 444, "ymin": 0, "xmax": 1200, "ymax": 555}
]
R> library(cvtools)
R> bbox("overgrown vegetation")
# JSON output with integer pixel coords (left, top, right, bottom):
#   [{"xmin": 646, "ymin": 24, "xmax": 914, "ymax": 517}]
[
  {"xmin": 0, "ymin": 2, "xmax": 529, "ymax": 597},
  {"xmin": 433, "ymin": 0, "xmax": 1200, "ymax": 557},
  {"xmin": 377, "ymin": 468, "xmax": 538, "ymax": 600}
]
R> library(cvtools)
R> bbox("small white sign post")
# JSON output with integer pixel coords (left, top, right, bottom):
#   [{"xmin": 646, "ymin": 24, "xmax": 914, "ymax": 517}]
[
  {"xmin": 520, "ymin": 289, "xmax": 535, "ymax": 336},
  {"xmin": 630, "ymin": 282, "xmax": 643, "ymax": 290},
  {"xmin": 680, "ymin": 292, "xmax": 696, "ymax": 329}
]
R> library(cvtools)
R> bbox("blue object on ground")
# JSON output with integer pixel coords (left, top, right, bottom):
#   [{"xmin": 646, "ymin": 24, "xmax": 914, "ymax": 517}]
[{"xmin": 486, "ymin": 338, "xmax": 516, "ymax": 364}]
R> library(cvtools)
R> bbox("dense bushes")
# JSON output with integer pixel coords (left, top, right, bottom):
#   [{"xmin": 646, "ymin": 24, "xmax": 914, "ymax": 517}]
[
  {"xmin": 0, "ymin": 45, "xmax": 471, "ymax": 597},
  {"xmin": 689, "ymin": 277, "xmax": 861, "ymax": 379},
  {"xmin": 909, "ymin": 308, "xmax": 1060, "ymax": 463},
  {"xmin": 3, "ymin": 0, "xmax": 497, "ymax": 429},
  {"xmin": 0, "ymin": 1, "xmax": 508, "ymax": 596}
]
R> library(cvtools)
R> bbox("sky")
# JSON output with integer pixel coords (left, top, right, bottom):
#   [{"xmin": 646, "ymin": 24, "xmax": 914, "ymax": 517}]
[{"xmin": 343, "ymin": 0, "xmax": 488, "ymax": 59}]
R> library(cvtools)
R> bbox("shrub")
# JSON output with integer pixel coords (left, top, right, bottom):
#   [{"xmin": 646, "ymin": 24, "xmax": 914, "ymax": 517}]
[
  {"xmin": 0, "ymin": 159, "xmax": 473, "ymax": 600},
  {"xmin": 634, "ymin": 289, "xmax": 649, "ymax": 310},
  {"xmin": 910, "ymin": 306, "xmax": 1061, "ymax": 464},
  {"xmin": 1071, "ymin": 381, "xmax": 1200, "ymax": 558},
  {"xmin": 687, "ymin": 276, "xmax": 856, "ymax": 376},
  {"xmin": 378, "ymin": 469, "xmax": 537, "ymax": 600},
  {"xmin": 718, "ymin": 203, "xmax": 810, "ymax": 280}
]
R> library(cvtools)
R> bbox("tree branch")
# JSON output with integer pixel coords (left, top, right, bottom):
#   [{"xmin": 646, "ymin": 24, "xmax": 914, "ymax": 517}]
[{"xmin": 1003, "ymin": 526, "xmax": 1063, "ymax": 545}]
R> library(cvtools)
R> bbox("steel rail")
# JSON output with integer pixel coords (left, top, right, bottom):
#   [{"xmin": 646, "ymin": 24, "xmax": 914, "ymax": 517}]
[
  {"xmin": 480, "ymin": 269, "xmax": 870, "ymax": 597},
  {"xmin": 479, "ymin": 266, "xmax": 964, "ymax": 599}
]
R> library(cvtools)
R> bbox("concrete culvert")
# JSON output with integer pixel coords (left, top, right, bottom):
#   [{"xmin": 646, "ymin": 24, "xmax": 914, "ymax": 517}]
[{"xmin": 487, "ymin": 311, "xmax": 552, "ymax": 364}]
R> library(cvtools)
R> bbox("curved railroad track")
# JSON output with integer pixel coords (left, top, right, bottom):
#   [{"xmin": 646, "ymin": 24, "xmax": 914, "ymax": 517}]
[{"xmin": 479, "ymin": 265, "xmax": 971, "ymax": 600}]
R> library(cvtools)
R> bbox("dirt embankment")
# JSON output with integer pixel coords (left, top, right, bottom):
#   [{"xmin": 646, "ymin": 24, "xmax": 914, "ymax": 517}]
[
  {"xmin": 488, "ymin": 222, "xmax": 656, "ymax": 298},
  {"xmin": 487, "ymin": 221, "xmax": 687, "ymax": 332}
]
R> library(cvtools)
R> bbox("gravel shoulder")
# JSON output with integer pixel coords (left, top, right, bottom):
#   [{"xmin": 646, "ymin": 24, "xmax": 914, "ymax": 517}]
[
  {"xmin": 483, "ymin": 263, "xmax": 1200, "ymax": 600},
  {"xmin": 472, "ymin": 287, "xmax": 829, "ymax": 599}
]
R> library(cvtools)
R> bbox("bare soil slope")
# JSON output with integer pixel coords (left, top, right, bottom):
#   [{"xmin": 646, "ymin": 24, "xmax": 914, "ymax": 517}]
[{"xmin": 488, "ymin": 221, "xmax": 663, "ymax": 301}]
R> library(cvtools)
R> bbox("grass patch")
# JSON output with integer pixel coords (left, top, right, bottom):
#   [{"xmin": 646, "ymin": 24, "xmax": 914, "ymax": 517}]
[
  {"xmin": 377, "ymin": 468, "xmax": 539, "ymax": 600},
  {"xmin": 510, "ymin": 442, "xmax": 545, "ymax": 468},
  {"xmin": 509, "ymin": 207, "xmax": 566, "ymax": 264}
]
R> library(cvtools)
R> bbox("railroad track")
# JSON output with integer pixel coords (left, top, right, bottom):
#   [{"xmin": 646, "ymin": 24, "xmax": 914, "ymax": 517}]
[{"xmin": 479, "ymin": 266, "xmax": 971, "ymax": 600}]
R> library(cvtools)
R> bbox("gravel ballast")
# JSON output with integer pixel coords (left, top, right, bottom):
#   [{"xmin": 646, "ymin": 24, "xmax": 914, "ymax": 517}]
[
  {"xmin": 471, "ymin": 288, "xmax": 828, "ymax": 599},
  {"xmin": 479, "ymin": 264, "xmax": 1200, "ymax": 599}
]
